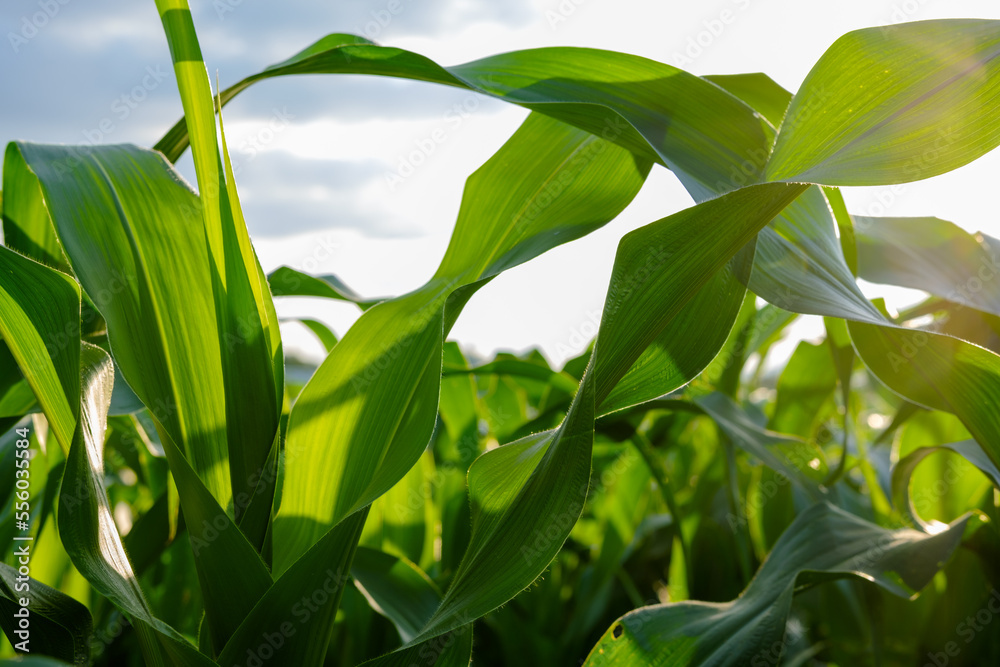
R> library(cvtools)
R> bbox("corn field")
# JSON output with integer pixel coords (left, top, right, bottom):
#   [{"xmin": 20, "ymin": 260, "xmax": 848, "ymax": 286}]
[{"xmin": 1, "ymin": 4, "xmax": 1000, "ymax": 666}]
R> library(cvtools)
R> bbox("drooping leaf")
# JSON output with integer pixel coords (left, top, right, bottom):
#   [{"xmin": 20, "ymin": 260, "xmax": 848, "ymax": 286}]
[
  {"xmin": 268, "ymin": 266, "xmax": 379, "ymax": 309},
  {"xmin": 0, "ymin": 564, "xmax": 92, "ymax": 665},
  {"xmin": 351, "ymin": 547, "xmax": 441, "ymax": 644},
  {"xmin": 849, "ymin": 320, "xmax": 1000, "ymax": 469},
  {"xmin": 695, "ymin": 392, "xmax": 828, "ymax": 488},
  {"xmin": 585, "ymin": 502, "xmax": 970, "ymax": 666},
  {"xmin": 284, "ymin": 317, "xmax": 339, "ymax": 352},
  {"xmin": 399, "ymin": 184, "xmax": 808, "ymax": 649},
  {"xmin": 892, "ymin": 439, "xmax": 1000, "ymax": 530},
  {"xmin": 856, "ymin": 216, "xmax": 1000, "ymax": 317},
  {"xmin": 155, "ymin": 34, "xmax": 773, "ymax": 200},
  {"xmin": 592, "ymin": 183, "xmax": 808, "ymax": 405},
  {"xmin": 597, "ymin": 246, "xmax": 753, "ymax": 416}
]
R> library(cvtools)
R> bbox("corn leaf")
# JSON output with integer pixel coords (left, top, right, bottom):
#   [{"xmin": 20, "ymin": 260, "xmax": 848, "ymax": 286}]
[
  {"xmin": 0, "ymin": 564, "xmax": 92, "ymax": 665},
  {"xmin": 584, "ymin": 502, "xmax": 970, "ymax": 666},
  {"xmin": 155, "ymin": 35, "xmax": 773, "ymax": 201},
  {"xmin": 58, "ymin": 343, "xmax": 212, "ymax": 666},
  {"xmin": 856, "ymin": 216, "xmax": 1000, "ymax": 317},
  {"xmin": 767, "ymin": 20, "xmax": 1000, "ymax": 185},
  {"xmin": 0, "ymin": 246, "xmax": 79, "ymax": 452}
]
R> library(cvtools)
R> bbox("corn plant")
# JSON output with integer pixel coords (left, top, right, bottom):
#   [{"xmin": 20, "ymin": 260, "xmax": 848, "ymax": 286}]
[{"xmin": 2, "ymin": 5, "xmax": 1000, "ymax": 665}]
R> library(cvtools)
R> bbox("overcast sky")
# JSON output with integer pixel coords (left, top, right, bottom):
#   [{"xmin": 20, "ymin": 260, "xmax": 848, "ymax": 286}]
[{"xmin": 3, "ymin": 0, "xmax": 1000, "ymax": 366}]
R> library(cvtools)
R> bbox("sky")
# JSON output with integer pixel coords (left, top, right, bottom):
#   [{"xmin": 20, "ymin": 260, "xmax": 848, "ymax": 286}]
[{"xmin": 3, "ymin": 0, "xmax": 1000, "ymax": 367}]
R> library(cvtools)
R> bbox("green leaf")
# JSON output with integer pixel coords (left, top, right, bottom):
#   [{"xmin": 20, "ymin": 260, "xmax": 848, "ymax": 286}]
[
  {"xmin": 443, "ymin": 358, "xmax": 579, "ymax": 396},
  {"xmin": 597, "ymin": 247, "xmax": 753, "ymax": 416},
  {"xmin": 215, "ymin": 511, "xmax": 367, "ymax": 666},
  {"xmin": 351, "ymin": 547, "xmax": 441, "ymax": 644},
  {"xmin": 0, "ymin": 245, "xmax": 79, "ymax": 451},
  {"xmin": 1, "ymin": 144, "xmax": 67, "ymax": 272},
  {"xmin": 360, "ymin": 450, "xmax": 435, "ymax": 569},
  {"xmin": 768, "ymin": 341, "xmax": 838, "ymax": 438},
  {"xmin": 855, "ymin": 216, "xmax": 1000, "ymax": 317},
  {"xmin": 359, "ymin": 627, "xmax": 472, "ymax": 667},
  {"xmin": 155, "ymin": 35, "xmax": 771, "ymax": 200},
  {"xmin": 418, "ymin": 371, "xmax": 595, "ymax": 642},
  {"xmin": 0, "ymin": 563, "xmax": 92, "ymax": 665},
  {"xmin": 592, "ymin": 183, "xmax": 809, "ymax": 405},
  {"xmin": 585, "ymin": 502, "xmax": 970, "ymax": 666},
  {"xmin": 9, "ymin": 142, "xmax": 231, "ymax": 506},
  {"xmin": 767, "ymin": 20, "xmax": 1000, "ymax": 185},
  {"xmin": 58, "ymin": 343, "xmax": 213, "ymax": 666},
  {"xmin": 398, "ymin": 185, "xmax": 807, "ymax": 647},
  {"xmin": 703, "ymin": 72, "xmax": 792, "ymax": 128},
  {"xmin": 154, "ymin": 423, "xmax": 273, "ymax": 653},
  {"xmin": 156, "ymin": 0, "xmax": 283, "ymax": 529},
  {"xmin": 223, "ymin": 111, "xmax": 648, "ymax": 665},
  {"xmin": 892, "ymin": 440, "xmax": 1000, "ymax": 530},
  {"xmin": 268, "ymin": 266, "xmax": 379, "ymax": 310},
  {"xmin": 0, "ymin": 343, "xmax": 37, "ymax": 420},
  {"xmin": 8, "ymin": 139, "xmax": 283, "ymax": 652},
  {"xmin": 273, "ymin": 111, "xmax": 649, "ymax": 571},
  {"xmin": 288, "ymin": 318, "xmax": 338, "ymax": 352},
  {"xmin": 695, "ymin": 392, "xmax": 828, "ymax": 487},
  {"xmin": 748, "ymin": 186, "xmax": 884, "ymax": 324},
  {"xmin": 848, "ymin": 320, "xmax": 1000, "ymax": 469}
]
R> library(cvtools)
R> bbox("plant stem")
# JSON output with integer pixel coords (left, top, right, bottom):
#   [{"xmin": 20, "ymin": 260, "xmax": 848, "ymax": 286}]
[{"xmin": 631, "ymin": 431, "xmax": 694, "ymax": 595}]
